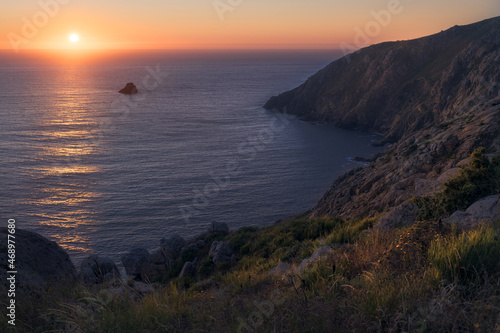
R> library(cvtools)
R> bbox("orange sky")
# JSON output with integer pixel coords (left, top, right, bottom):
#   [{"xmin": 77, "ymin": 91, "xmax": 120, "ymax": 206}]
[{"xmin": 1, "ymin": 0, "xmax": 499, "ymax": 52}]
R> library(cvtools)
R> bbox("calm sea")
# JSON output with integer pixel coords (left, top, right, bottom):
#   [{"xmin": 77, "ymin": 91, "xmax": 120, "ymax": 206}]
[{"xmin": 0, "ymin": 50, "xmax": 381, "ymax": 269}]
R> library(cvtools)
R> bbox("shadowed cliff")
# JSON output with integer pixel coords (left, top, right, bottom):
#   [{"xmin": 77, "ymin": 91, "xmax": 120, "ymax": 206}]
[
  {"xmin": 265, "ymin": 16, "xmax": 500, "ymax": 143},
  {"xmin": 266, "ymin": 17, "xmax": 500, "ymax": 220}
]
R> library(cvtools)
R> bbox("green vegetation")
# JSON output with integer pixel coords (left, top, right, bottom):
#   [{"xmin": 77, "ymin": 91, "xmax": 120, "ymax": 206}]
[
  {"xmin": 429, "ymin": 225, "xmax": 500, "ymax": 282},
  {"xmin": 415, "ymin": 147, "xmax": 500, "ymax": 220},
  {"xmin": 2, "ymin": 215, "xmax": 499, "ymax": 332}
]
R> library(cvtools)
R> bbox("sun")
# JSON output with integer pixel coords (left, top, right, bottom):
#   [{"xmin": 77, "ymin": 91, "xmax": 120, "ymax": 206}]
[{"xmin": 69, "ymin": 34, "xmax": 79, "ymax": 43}]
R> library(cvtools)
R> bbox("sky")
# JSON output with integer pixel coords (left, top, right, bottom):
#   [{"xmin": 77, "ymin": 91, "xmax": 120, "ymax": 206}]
[{"xmin": 1, "ymin": 0, "xmax": 499, "ymax": 51}]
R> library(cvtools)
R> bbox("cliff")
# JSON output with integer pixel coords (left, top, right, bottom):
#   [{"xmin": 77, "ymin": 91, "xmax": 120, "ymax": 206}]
[
  {"xmin": 265, "ymin": 17, "xmax": 500, "ymax": 220},
  {"xmin": 265, "ymin": 17, "xmax": 499, "ymax": 143}
]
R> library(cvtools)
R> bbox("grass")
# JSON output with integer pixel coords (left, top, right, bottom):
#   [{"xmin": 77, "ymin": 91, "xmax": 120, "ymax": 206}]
[
  {"xmin": 428, "ymin": 224, "xmax": 500, "ymax": 283},
  {"xmin": 2, "ymin": 216, "xmax": 499, "ymax": 332}
]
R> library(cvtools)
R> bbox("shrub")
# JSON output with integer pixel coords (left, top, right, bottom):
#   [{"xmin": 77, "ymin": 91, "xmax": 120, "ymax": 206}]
[{"xmin": 415, "ymin": 148, "xmax": 500, "ymax": 220}]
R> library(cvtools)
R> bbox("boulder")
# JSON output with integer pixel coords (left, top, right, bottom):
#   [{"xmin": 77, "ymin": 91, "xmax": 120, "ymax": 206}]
[
  {"xmin": 374, "ymin": 201, "xmax": 420, "ymax": 230},
  {"xmin": 121, "ymin": 248, "xmax": 149, "ymax": 277},
  {"xmin": 140, "ymin": 248, "xmax": 169, "ymax": 282},
  {"xmin": 118, "ymin": 82, "xmax": 138, "ymax": 94},
  {"xmin": 179, "ymin": 258, "xmax": 197, "ymax": 278},
  {"xmin": 161, "ymin": 235, "xmax": 186, "ymax": 261},
  {"xmin": 209, "ymin": 241, "xmax": 233, "ymax": 264},
  {"xmin": 445, "ymin": 195, "xmax": 500, "ymax": 228},
  {"xmin": 268, "ymin": 262, "xmax": 293, "ymax": 278},
  {"xmin": 208, "ymin": 222, "xmax": 229, "ymax": 235},
  {"xmin": 140, "ymin": 262, "xmax": 168, "ymax": 283},
  {"xmin": 0, "ymin": 228, "xmax": 77, "ymax": 289},
  {"xmin": 414, "ymin": 178, "xmax": 441, "ymax": 197},
  {"xmin": 80, "ymin": 255, "xmax": 120, "ymax": 284},
  {"xmin": 297, "ymin": 246, "xmax": 333, "ymax": 275}
]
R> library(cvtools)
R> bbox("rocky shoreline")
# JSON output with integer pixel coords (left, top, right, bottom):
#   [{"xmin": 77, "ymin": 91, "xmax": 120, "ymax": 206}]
[{"xmin": 0, "ymin": 222, "xmax": 239, "ymax": 289}]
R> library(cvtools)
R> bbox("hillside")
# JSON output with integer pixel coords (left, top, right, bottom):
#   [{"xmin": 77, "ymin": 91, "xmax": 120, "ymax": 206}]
[
  {"xmin": 265, "ymin": 17, "xmax": 499, "ymax": 141},
  {"xmin": 266, "ymin": 17, "xmax": 500, "ymax": 221}
]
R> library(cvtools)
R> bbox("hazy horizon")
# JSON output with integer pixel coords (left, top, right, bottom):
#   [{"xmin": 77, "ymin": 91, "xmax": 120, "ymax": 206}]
[{"xmin": 2, "ymin": 1, "xmax": 499, "ymax": 52}]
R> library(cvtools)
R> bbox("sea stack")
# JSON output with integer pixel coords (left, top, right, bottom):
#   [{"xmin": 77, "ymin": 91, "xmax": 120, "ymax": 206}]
[{"xmin": 119, "ymin": 82, "xmax": 138, "ymax": 94}]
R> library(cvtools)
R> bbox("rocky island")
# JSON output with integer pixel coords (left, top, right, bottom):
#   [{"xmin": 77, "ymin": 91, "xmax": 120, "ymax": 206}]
[
  {"xmin": 1, "ymin": 17, "xmax": 499, "ymax": 332},
  {"xmin": 118, "ymin": 82, "xmax": 138, "ymax": 94}
]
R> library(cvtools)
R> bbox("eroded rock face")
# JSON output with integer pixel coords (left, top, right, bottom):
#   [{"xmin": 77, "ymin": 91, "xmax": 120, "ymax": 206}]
[
  {"xmin": 118, "ymin": 82, "xmax": 138, "ymax": 94},
  {"xmin": 0, "ymin": 228, "xmax": 77, "ymax": 289}
]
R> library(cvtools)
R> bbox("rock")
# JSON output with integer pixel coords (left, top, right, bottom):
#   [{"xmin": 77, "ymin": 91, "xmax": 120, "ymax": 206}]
[
  {"xmin": 140, "ymin": 262, "xmax": 167, "ymax": 283},
  {"xmin": 414, "ymin": 178, "xmax": 441, "ymax": 197},
  {"xmin": 208, "ymin": 222, "xmax": 229, "ymax": 235},
  {"xmin": 121, "ymin": 248, "xmax": 150, "ymax": 277},
  {"xmin": 436, "ymin": 168, "xmax": 461, "ymax": 183},
  {"xmin": 118, "ymin": 82, "xmax": 138, "ymax": 94},
  {"xmin": 268, "ymin": 262, "xmax": 293, "ymax": 278},
  {"xmin": 179, "ymin": 258, "xmax": 197, "ymax": 278},
  {"xmin": 209, "ymin": 241, "xmax": 233, "ymax": 264},
  {"xmin": 139, "ymin": 248, "xmax": 169, "ymax": 282},
  {"xmin": 443, "ymin": 134, "xmax": 459, "ymax": 152},
  {"xmin": 457, "ymin": 157, "xmax": 471, "ymax": 167},
  {"xmin": 375, "ymin": 201, "xmax": 420, "ymax": 230},
  {"xmin": 161, "ymin": 235, "xmax": 186, "ymax": 261},
  {"xmin": 0, "ymin": 228, "xmax": 77, "ymax": 289},
  {"xmin": 429, "ymin": 141, "xmax": 447, "ymax": 158},
  {"xmin": 297, "ymin": 246, "xmax": 333, "ymax": 275},
  {"xmin": 80, "ymin": 255, "xmax": 120, "ymax": 284},
  {"xmin": 445, "ymin": 195, "xmax": 500, "ymax": 228}
]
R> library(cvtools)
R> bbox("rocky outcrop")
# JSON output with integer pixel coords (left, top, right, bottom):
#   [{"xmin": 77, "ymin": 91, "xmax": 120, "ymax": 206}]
[
  {"xmin": 445, "ymin": 195, "xmax": 500, "ymax": 228},
  {"xmin": 268, "ymin": 262, "xmax": 293, "ymax": 278},
  {"xmin": 80, "ymin": 255, "xmax": 120, "ymax": 284},
  {"xmin": 375, "ymin": 201, "xmax": 420, "ymax": 230},
  {"xmin": 118, "ymin": 82, "xmax": 138, "ymax": 94},
  {"xmin": 297, "ymin": 246, "xmax": 333, "ymax": 275},
  {"xmin": 209, "ymin": 241, "xmax": 234, "ymax": 264},
  {"xmin": 120, "ymin": 234, "xmax": 201, "ymax": 282},
  {"xmin": 121, "ymin": 248, "xmax": 150, "ymax": 277},
  {"xmin": 0, "ymin": 228, "xmax": 77, "ymax": 289},
  {"xmin": 161, "ymin": 235, "xmax": 186, "ymax": 263},
  {"xmin": 179, "ymin": 258, "xmax": 197, "ymax": 278}
]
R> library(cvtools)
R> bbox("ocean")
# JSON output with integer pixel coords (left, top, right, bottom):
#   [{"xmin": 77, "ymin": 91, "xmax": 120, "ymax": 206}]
[{"xmin": 0, "ymin": 50, "xmax": 381, "ymax": 269}]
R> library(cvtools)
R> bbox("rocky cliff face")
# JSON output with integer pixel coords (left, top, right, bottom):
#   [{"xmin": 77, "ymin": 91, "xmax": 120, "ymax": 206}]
[
  {"xmin": 265, "ymin": 17, "xmax": 500, "ymax": 143},
  {"xmin": 265, "ymin": 17, "xmax": 500, "ymax": 220}
]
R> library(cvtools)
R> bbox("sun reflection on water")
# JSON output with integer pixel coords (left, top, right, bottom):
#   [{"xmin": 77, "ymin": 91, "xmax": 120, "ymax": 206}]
[{"xmin": 25, "ymin": 65, "xmax": 105, "ymax": 258}]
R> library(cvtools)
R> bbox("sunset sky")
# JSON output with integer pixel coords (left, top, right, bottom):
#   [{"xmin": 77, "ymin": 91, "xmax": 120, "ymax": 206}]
[{"xmin": 1, "ymin": 0, "xmax": 499, "ymax": 51}]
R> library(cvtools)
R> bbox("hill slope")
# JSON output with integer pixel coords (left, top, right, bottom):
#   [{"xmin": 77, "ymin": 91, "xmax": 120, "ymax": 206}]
[
  {"xmin": 265, "ymin": 16, "xmax": 500, "ymax": 143},
  {"xmin": 265, "ymin": 17, "xmax": 500, "ymax": 220}
]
